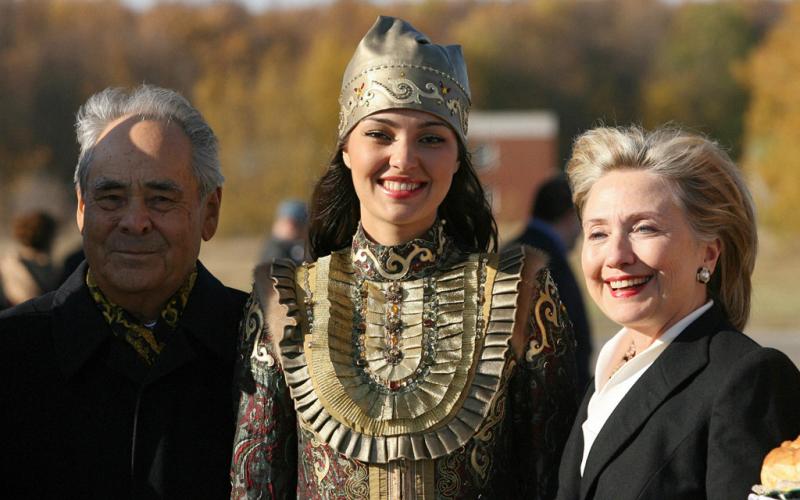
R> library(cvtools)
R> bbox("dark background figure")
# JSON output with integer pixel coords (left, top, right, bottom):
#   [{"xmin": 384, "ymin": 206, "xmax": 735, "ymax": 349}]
[
  {"xmin": 0, "ymin": 85, "xmax": 246, "ymax": 498},
  {"xmin": 515, "ymin": 174, "xmax": 593, "ymax": 391},
  {"xmin": 0, "ymin": 210, "xmax": 60, "ymax": 308},
  {"xmin": 258, "ymin": 198, "xmax": 308, "ymax": 265}
]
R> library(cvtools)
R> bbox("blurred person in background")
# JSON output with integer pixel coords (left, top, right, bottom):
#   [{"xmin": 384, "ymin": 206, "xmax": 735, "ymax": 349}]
[
  {"xmin": 0, "ymin": 84, "xmax": 247, "ymax": 498},
  {"xmin": 515, "ymin": 174, "xmax": 592, "ymax": 392},
  {"xmin": 0, "ymin": 210, "xmax": 59, "ymax": 307},
  {"xmin": 556, "ymin": 126, "xmax": 800, "ymax": 500},
  {"xmin": 258, "ymin": 198, "xmax": 308, "ymax": 265},
  {"xmin": 230, "ymin": 16, "xmax": 577, "ymax": 499}
]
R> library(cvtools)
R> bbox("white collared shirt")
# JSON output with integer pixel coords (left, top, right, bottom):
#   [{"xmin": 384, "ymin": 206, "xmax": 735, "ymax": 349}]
[{"xmin": 579, "ymin": 300, "xmax": 714, "ymax": 475}]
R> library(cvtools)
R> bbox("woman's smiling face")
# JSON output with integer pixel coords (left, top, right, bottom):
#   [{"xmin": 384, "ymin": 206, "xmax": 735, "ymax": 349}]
[
  {"xmin": 580, "ymin": 169, "xmax": 720, "ymax": 337},
  {"xmin": 343, "ymin": 109, "xmax": 459, "ymax": 245}
]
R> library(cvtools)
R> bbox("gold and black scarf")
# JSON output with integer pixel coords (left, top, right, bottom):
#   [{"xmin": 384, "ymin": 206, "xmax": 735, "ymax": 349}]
[{"xmin": 87, "ymin": 269, "xmax": 197, "ymax": 365}]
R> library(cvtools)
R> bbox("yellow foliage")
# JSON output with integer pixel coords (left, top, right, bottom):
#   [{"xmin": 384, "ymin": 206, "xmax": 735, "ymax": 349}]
[
  {"xmin": 743, "ymin": 2, "xmax": 800, "ymax": 234},
  {"xmin": 0, "ymin": 0, "xmax": 792, "ymax": 238}
]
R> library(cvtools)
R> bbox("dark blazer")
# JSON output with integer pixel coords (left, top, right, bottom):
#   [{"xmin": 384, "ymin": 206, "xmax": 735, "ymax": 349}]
[
  {"xmin": 0, "ymin": 261, "xmax": 247, "ymax": 499},
  {"xmin": 557, "ymin": 304, "xmax": 800, "ymax": 500},
  {"xmin": 516, "ymin": 222, "xmax": 593, "ymax": 391}
]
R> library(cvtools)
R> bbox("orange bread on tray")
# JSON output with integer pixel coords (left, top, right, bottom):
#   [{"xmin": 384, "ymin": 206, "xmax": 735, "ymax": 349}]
[{"xmin": 761, "ymin": 435, "xmax": 800, "ymax": 491}]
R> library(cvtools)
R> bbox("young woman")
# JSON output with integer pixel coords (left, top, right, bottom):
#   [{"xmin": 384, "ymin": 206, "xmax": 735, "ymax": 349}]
[{"xmin": 231, "ymin": 16, "xmax": 577, "ymax": 499}]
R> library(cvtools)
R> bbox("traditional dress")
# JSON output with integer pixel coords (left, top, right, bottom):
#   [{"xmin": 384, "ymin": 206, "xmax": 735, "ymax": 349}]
[{"xmin": 231, "ymin": 222, "xmax": 577, "ymax": 499}]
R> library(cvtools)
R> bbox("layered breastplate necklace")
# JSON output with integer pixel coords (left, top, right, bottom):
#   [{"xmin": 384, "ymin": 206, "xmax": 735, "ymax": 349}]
[
  {"xmin": 349, "ymin": 219, "xmax": 456, "ymax": 393},
  {"xmin": 282, "ymin": 218, "xmax": 520, "ymax": 464}
]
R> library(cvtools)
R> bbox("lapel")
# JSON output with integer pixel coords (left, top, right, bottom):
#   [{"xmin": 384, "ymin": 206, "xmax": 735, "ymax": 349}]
[
  {"xmin": 52, "ymin": 261, "xmax": 111, "ymax": 380},
  {"xmin": 144, "ymin": 261, "xmax": 238, "ymax": 384},
  {"xmin": 579, "ymin": 305, "xmax": 725, "ymax": 499},
  {"xmin": 52, "ymin": 261, "xmax": 238, "ymax": 385}
]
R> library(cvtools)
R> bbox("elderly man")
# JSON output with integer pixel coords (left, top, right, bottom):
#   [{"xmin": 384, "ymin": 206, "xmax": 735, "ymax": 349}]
[{"xmin": 0, "ymin": 85, "xmax": 247, "ymax": 498}]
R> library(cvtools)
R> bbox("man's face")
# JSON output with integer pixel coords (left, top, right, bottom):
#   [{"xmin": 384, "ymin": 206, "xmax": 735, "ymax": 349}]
[{"xmin": 77, "ymin": 115, "xmax": 220, "ymax": 310}]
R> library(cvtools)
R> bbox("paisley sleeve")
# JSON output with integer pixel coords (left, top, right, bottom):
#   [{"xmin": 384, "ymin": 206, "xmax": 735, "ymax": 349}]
[
  {"xmin": 230, "ymin": 264, "xmax": 298, "ymax": 499},
  {"xmin": 508, "ymin": 260, "xmax": 578, "ymax": 499}
]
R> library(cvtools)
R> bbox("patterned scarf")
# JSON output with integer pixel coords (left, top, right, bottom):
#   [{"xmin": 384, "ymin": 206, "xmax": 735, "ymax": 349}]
[{"xmin": 86, "ymin": 268, "xmax": 197, "ymax": 365}]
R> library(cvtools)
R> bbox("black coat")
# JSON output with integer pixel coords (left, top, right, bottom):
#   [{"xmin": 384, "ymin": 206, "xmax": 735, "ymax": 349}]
[
  {"xmin": 516, "ymin": 223, "xmax": 593, "ymax": 391},
  {"xmin": 0, "ymin": 261, "xmax": 247, "ymax": 499},
  {"xmin": 556, "ymin": 304, "xmax": 800, "ymax": 500}
]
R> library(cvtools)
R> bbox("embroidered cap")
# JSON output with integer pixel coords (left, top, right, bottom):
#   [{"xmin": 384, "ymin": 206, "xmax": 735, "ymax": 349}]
[{"xmin": 338, "ymin": 16, "xmax": 471, "ymax": 143}]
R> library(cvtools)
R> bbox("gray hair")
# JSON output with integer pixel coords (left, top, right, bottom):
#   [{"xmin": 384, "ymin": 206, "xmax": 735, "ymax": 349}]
[
  {"xmin": 567, "ymin": 125, "xmax": 757, "ymax": 331},
  {"xmin": 74, "ymin": 84, "xmax": 223, "ymax": 198}
]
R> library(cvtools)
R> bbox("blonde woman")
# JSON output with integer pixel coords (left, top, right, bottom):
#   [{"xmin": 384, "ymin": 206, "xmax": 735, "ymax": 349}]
[{"xmin": 557, "ymin": 126, "xmax": 800, "ymax": 500}]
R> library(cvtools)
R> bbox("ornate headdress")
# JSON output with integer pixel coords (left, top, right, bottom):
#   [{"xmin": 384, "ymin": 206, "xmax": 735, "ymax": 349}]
[{"xmin": 337, "ymin": 16, "xmax": 471, "ymax": 143}]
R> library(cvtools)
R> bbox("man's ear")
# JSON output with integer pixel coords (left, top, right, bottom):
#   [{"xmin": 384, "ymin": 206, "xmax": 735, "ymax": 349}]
[
  {"xmin": 76, "ymin": 185, "xmax": 86, "ymax": 234},
  {"xmin": 201, "ymin": 187, "xmax": 222, "ymax": 241}
]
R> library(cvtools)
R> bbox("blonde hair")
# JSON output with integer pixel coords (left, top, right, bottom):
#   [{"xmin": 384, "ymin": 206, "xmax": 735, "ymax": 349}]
[{"xmin": 567, "ymin": 126, "xmax": 757, "ymax": 330}]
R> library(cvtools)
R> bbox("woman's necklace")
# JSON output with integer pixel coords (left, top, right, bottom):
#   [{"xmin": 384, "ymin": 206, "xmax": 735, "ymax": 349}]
[
  {"xmin": 611, "ymin": 340, "xmax": 637, "ymax": 376},
  {"xmin": 351, "ymin": 273, "xmax": 441, "ymax": 392},
  {"xmin": 382, "ymin": 281, "xmax": 404, "ymax": 364},
  {"xmin": 622, "ymin": 340, "xmax": 637, "ymax": 363}
]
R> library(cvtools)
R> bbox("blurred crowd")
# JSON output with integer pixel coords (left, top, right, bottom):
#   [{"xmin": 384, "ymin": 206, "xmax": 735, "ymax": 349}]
[{"xmin": 0, "ymin": 210, "xmax": 61, "ymax": 309}]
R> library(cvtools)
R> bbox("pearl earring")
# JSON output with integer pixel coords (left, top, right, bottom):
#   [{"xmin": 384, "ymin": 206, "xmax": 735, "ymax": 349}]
[{"xmin": 696, "ymin": 267, "xmax": 711, "ymax": 284}]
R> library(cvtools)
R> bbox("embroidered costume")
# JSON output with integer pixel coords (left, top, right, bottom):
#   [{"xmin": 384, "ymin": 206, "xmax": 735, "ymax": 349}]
[{"xmin": 231, "ymin": 223, "xmax": 577, "ymax": 499}]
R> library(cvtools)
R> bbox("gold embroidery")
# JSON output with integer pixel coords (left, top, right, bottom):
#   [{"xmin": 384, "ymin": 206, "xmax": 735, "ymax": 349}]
[
  {"xmin": 244, "ymin": 297, "xmax": 273, "ymax": 366},
  {"xmin": 470, "ymin": 357, "xmax": 515, "ymax": 487},
  {"xmin": 310, "ymin": 436, "xmax": 331, "ymax": 484},
  {"xmin": 353, "ymin": 220, "xmax": 446, "ymax": 281},
  {"xmin": 343, "ymin": 460, "xmax": 370, "ymax": 499},
  {"xmin": 436, "ymin": 451, "xmax": 465, "ymax": 499},
  {"xmin": 339, "ymin": 65, "xmax": 469, "ymax": 139},
  {"xmin": 526, "ymin": 270, "xmax": 561, "ymax": 362}
]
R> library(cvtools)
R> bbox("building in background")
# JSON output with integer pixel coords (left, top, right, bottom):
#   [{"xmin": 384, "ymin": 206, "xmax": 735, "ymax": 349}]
[{"xmin": 469, "ymin": 110, "xmax": 559, "ymax": 243}]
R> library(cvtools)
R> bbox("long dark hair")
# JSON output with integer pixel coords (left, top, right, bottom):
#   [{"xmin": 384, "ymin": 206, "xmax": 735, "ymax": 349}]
[{"xmin": 308, "ymin": 140, "xmax": 498, "ymax": 259}]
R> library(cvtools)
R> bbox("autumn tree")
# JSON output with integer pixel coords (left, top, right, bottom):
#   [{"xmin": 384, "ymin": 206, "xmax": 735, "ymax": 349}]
[
  {"xmin": 641, "ymin": 2, "xmax": 759, "ymax": 156},
  {"xmin": 0, "ymin": 0, "xmax": 790, "ymax": 234},
  {"xmin": 454, "ymin": 0, "xmax": 668, "ymax": 162},
  {"xmin": 743, "ymin": 1, "xmax": 800, "ymax": 234}
]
